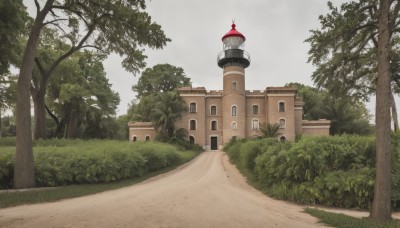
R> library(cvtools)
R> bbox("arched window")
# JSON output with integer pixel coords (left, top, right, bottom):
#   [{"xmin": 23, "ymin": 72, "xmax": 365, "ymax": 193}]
[
  {"xmin": 252, "ymin": 119, "xmax": 259, "ymax": 130},
  {"xmin": 145, "ymin": 136, "xmax": 150, "ymax": 141},
  {"xmin": 189, "ymin": 136, "xmax": 195, "ymax": 145},
  {"xmin": 232, "ymin": 106, "xmax": 237, "ymax": 116},
  {"xmin": 132, "ymin": 136, "xmax": 137, "ymax": 142},
  {"xmin": 232, "ymin": 82, "xmax": 237, "ymax": 90},
  {"xmin": 279, "ymin": 102, "xmax": 285, "ymax": 112},
  {"xmin": 253, "ymin": 105, "xmax": 259, "ymax": 115},
  {"xmin": 210, "ymin": 105, "xmax": 217, "ymax": 115},
  {"xmin": 211, "ymin": 120, "xmax": 217, "ymax": 130},
  {"xmin": 190, "ymin": 120, "xmax": 196, "ymax": 130},
  {"xmin": 279, "ymin": 119, "xmax": 286, "ymax": 129},
  {"xmin": 189, "ymin": 102, "xmax": 197, "ymax": 113},
  {"xmin": 280, "ymin": 136, "xmax": 286, "ymax": 142},
  {"xmin": 232, "ymin": 122, "xmax": 237, "ymax": 130}
]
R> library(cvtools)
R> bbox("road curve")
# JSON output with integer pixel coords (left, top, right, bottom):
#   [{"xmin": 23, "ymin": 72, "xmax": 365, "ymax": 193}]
[{"xmin": 0, "ymin": 151, "xmax": 326, "ymax": 228}]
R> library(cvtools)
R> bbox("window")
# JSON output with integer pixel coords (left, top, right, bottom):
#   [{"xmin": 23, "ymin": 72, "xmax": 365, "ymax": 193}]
[
  {"xmin": 279, "ymin": 102, "xmax": 285, "ymax": 112},
  {"xmin": 189, "ymin": 102, "xmax": 196, "ymax": 113},
  {"xmin": 145, "ymin": 136, "xmax": 150, "ymax": 141},
  {"xmin": 279, "ymin": 119, "xmax": 286, "ymax": 129},
  {"xmin": 252, "ymin": 119, "xmax": 259, "ymax": 130},
  {"xmin": 232, "ymin": 82, "xmax": 237, "ymax": 90},
  {"xmin": 232, "ymin": 122, "xmax": 237, "ymax": 130},
  {"xmin": 253, "ymin": 105, "xmax": 259, "ymax": 115},
  {"xmin": 132, "ymin": 136, "xmax": 137, "ymax": 142},
  {"xmin": 190, "ymin": 120, "xmax": 196, "ymax": 130},
  {"xmin": 189, "ymin": 136, "xmax": 195, "ymax": 145},
  {"xmin": 232, "ymin": 106, "xmax": 237, "ymax": 116},
  {"xmin": 211, "ymin": 120, "xmax": 217, "ymax": 130},
  {"xmin": 210, "ymin": 105, "xmax": 217, "ymax": 115}
]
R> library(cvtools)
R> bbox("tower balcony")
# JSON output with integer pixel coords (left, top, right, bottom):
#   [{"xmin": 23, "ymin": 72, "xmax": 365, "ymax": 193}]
[{"xmin": 217, "ymin": 49, "xmax": 251, "ymax": 68}]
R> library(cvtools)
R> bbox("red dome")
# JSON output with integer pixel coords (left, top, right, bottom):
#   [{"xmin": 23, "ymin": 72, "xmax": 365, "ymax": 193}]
[{"xmin": 222, "ymin": 23, "xmax": 246, "ymax": 41}]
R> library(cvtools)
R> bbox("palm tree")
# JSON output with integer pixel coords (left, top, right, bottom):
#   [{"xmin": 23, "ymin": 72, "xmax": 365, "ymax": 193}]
[
  {"xmin": 259, "ymin": 123, "xmax": 281, "ymax": 138},
  {"xmin": 150, "ymin": 91, "xmax": 186, "ymax": 139}
]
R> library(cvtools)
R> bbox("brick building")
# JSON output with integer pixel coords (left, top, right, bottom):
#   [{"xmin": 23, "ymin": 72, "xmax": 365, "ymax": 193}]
[{"xmin": 128, "ymin": 23, "xmax": 330, "ymax": 150}]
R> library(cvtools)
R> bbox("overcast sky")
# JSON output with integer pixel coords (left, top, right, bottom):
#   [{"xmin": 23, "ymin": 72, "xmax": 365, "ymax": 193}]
[
  {"xmin": 105, "ymin": 0, "xmax": 352, "ymax": 116},
  {"xmin": 25, "ymin": 0, "xmax": 389, "ymax": 119}
]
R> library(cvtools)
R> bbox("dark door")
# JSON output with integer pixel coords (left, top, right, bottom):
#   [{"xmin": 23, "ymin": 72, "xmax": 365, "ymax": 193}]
[{"xmin": 211, "ymin": 137, "xmax": 218, "ymax": 150}]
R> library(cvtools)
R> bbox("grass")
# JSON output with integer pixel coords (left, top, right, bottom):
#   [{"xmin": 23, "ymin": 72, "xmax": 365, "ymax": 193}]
[
  {"xmin": 0, "ymin": 150, "xmax": 199, "ymax": 208},
  {"xmin": 305, "ymin": 208, "xmax": 400, "ymax": 228}
]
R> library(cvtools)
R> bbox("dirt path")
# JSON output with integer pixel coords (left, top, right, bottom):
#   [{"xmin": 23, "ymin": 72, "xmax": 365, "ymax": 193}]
[{"xmin": 0, "ymin": 151, "xmax": 387, "ymax": 228}]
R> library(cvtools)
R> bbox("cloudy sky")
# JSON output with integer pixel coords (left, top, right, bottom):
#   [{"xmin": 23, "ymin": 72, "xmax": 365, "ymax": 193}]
[
  {"xmin": 104, "ymin": 0, "xmax": 352, "ymax": 116},
  {"xmin": 25, "ymin": 0, "xmax": 387, "ymax": 118}
]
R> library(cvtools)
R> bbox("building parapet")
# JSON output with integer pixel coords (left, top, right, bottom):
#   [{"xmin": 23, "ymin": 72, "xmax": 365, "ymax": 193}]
[
  {"xmin": 266, "ymin": 87, "xmax": 296, "ymax": 94},
  {"xmin": 128, "ymin": 122, "xmax": 154, "ymax": 128},
  {"xmin": 178, "ymin": 86, "xmax": 207, "ymax": 94},
  {"xmin": 302, "ymin": 119, "xmax": 331, "ymax": 128}
]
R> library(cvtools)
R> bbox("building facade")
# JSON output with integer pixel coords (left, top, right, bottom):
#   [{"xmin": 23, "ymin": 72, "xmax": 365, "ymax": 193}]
[{"xmin": 128, "ymin": 23, "xmax": 330, "ymax": 150}]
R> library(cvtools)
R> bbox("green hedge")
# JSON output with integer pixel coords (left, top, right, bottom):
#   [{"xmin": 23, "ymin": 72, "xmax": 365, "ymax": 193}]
[
  {"xmin": 224, "ymin": 135, "xmax": 400, "ymax": 210},
  {"xmin": 0, "ymin": 140, "xmax": 186, "ymax": 189}
]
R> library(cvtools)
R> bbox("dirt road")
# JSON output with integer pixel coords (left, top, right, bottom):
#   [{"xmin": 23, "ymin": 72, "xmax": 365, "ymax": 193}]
[{"xmin": 0, "ymin": 151, "xmax": 333, "ymax": 227}]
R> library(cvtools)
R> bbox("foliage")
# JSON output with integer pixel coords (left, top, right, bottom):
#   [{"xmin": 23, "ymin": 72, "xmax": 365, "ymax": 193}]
[
  {"xmin": 224, "ymin": 135, "xmax": 400, "ymax": 210},
  {"xmin": 287, "ymin": 83, "xmax": 373, "ymax": 135},
  {"xmin": 151, "ymin": 91, "xmax": 186, "ymax": 138},
  {"xmin": 305, "ymin": 0, "xmax": 400, "ymax": 100},
  {"xmin": 45, "ymin": 50, "xmax": 120, "ymax": 139},
  {"xmin": 0, "ymin": 140, "xmax": 190, "ymax": 189},
  {"xmin": 259, "ymin": 123, "xmax": 281, "ymax": 138},
  {"xmin": 305, "ymin": 208, "xmax": 400, "ymax": 228},
  {"xmin": 0, "ymin": 0, "xmax": 27, "ymax": 75},
  {"xmin": 132, "ymin": 64, "xmax": 191, "ymax": 99}
]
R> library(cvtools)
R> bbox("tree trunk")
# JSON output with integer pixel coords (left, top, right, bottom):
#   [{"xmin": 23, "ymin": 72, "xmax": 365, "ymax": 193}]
[
  {"xmin": 65, "ymin": 109, "xmax": 79, "ymax": 138},
  {"xmin": 14, "ymin": 0, "xmax": 54, "ymax": 189},
  {"xmin": 370, "ymin": 0, "xmax": 392, "ymax": 221},
  {"xmin": 0, "ymin": 109, "xmax": 2, "ymax": 138},
  {"xmin": 390, "ymin": 92, "xmax": 399, "ymax": 132},
  {"xmin": 32, "ymin": 85, "xmax": 47, "ymax": 140}
]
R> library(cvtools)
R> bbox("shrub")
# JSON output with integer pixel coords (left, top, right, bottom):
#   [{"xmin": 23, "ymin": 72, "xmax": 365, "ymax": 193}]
[
  {"xmin": 0, "ymin": 140, "xmax": 185, "ymax": 189},
  {"xmin": 226, "ymin": 134, "xmax": 400, "ymax": 210}
]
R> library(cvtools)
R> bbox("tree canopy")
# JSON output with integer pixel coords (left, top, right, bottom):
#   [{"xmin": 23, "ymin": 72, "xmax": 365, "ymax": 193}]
[
  {"xmin": 132, "ymin": 64, "xmax": 191, "ymax": 99},
  {"xmin": 0, "ymin": 0, "xmax": 27, "ymax": 75}
]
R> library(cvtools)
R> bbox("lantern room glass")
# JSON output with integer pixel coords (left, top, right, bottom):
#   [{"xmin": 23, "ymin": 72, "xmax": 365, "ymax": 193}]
[{"xmin": 223, "ymin": 37, "xmax": 245, "ymax": 50}]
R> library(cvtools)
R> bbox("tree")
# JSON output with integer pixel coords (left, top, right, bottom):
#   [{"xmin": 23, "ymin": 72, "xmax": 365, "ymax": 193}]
[
  {"xmin": 259, "ymin": 123, "xmax": 281, "ymax": 138},
  {"xmin": 15, "ymin": 0, "xmax": 170, "ymax": 188},
  {"xmin": 46, "ymin": 50, "xmax": 120, "ymax": 139},
  {"xmin": 305, "ymin": 0, "xmax": 400, "ymax": 131},
  {"xmin": 306, "ymin": 0, "xmax": 394, "ymax": 220},
  {"xmin": 370, "ymin": 0, "xmax": 392, "ymax": 220},
  {"xmin": 287, "ymin": 83, "xmax": 373, "ymax": 135},
  {"xmin": 150, "ymin": 91, "xmax": 186, "ymax": 139},
  {"xmin": 132, "ymin": 64, "xmax": 191, "ymax": 99}
]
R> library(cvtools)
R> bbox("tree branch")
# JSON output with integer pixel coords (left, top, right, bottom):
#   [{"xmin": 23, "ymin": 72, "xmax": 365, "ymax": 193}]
[
  {"xmin": 43, "ymin": 18, "xmax": 69, "ymax": 26},
  {"xmin": 34, "ymin": 0, "xmax": 40, "ymax": 15}
]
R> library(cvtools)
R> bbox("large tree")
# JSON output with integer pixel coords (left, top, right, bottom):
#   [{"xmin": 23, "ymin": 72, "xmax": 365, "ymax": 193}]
[
  {"xmin": 132, "ymin": 64, "xmax": 191, "ymax": 99},
  {"xmin": 15, "ymin": 0, "xmax": 170, "ymax": 188},
  {"xmin": 371, "ymin": 0, "xmax": 392, "ymax": 220},
  {"xmin": 305, "ymin": 0, "xmax": 400, "ymax": 131},
  {"xmin": 306, "ymin": 0, "xmax": 394, "ymax": 220},
  {"xmin": 46, "ymin": 50, "xmax": 120, "ymax": 139}
]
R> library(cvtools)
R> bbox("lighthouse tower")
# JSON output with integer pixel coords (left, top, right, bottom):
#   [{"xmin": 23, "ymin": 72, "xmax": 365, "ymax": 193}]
[{"xmin": 217, "ymin": 23, "xmax": 250, "ymax": 144}]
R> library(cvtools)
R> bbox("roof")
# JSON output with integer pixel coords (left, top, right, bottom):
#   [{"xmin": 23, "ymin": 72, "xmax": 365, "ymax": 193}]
[{"xmin": 222, "ymin": 23, "xmax": 246, "ymax": 41}]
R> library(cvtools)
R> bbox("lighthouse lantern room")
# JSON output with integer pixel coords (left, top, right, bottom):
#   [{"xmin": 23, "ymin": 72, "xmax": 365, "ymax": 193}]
[{"xmin": 217, "ymin": 23, "xmax": 250, "ymax": 68}]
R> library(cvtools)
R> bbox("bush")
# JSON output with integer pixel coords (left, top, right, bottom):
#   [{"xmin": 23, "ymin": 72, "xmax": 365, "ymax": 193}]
[
  {"xmin": 0, "ymin": 140, "xmax": 185, "ymax": 189},
  {"xmin": 225, "ymin": 134, "xmax": 400, "ymax": 210}
]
